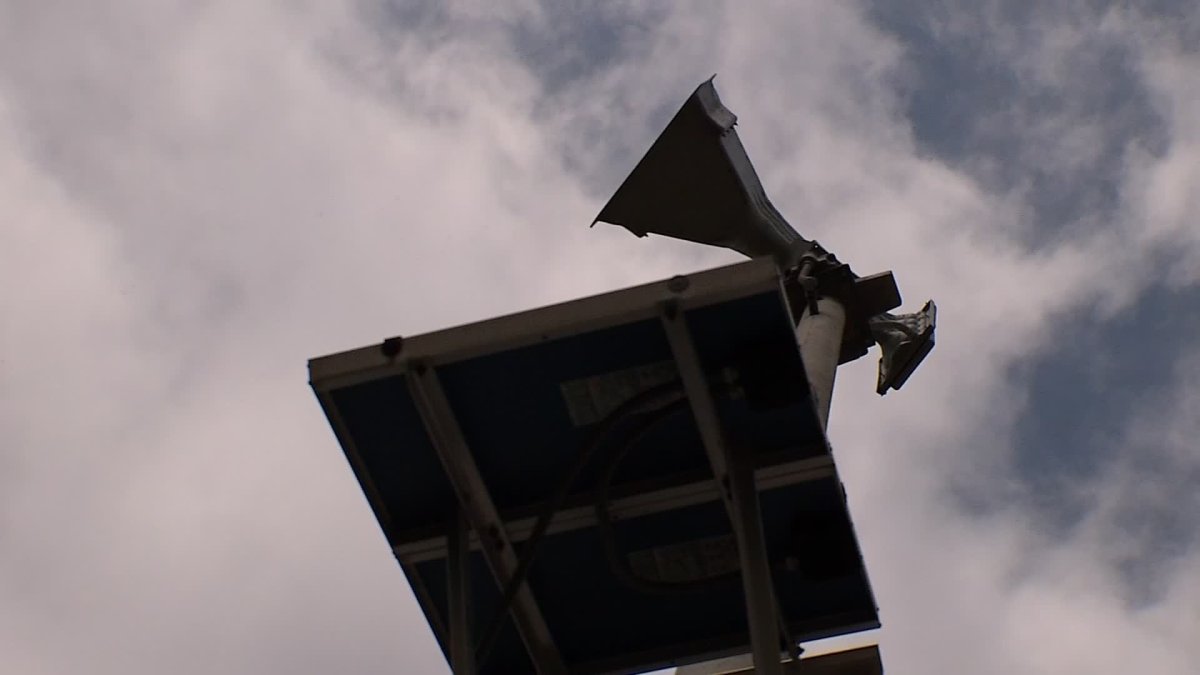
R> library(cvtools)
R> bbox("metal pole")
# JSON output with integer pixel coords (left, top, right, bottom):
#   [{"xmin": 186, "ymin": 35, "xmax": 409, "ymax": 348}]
[
  {"xmin": 726, "ymin": 446, "xmax": 786, "ymax": 675},
  {"xmin": 796, "ymin": 297, "xmax": 845, "ymax": 430},
  {"xmin": 447, "ymin": 510, "xmax": 474, "ymax": 674},
  {"xmin": 661, "ymin": 306, "xmax": 784, "ymax": 675}
]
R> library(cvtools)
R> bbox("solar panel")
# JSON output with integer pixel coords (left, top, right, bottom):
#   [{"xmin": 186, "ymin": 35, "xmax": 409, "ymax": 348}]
[{"xmin": 309, "ymin": 258, "xmax": 878, "ymax": 674}]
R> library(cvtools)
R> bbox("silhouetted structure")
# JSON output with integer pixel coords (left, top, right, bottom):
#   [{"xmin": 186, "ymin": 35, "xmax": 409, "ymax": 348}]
[{"xmin": 309, "ymin": 79, "xmax": 934, "ymax": 674}]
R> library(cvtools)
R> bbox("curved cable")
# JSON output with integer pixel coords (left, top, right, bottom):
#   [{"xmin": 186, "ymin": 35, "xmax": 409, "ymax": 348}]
[
  {"xmin": 594, "ymin": 396, "xmax": 742, "ymax": 594},
  {"xmin": 473, "ymin": 380, "xmax": 685, "ymax": 667},
  {"xmin": 594, "ymin": 384, "xmax": 805, "ymax": 663}
]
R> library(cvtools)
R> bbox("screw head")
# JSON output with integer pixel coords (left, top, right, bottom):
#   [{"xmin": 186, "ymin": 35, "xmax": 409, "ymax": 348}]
[{"xmin": 666, "ymin": 275, "xmax": 690, "ymax": 293}]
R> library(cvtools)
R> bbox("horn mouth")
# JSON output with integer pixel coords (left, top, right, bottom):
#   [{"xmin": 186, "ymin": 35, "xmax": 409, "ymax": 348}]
[
  {"xmin": 594, "ymin": 78, "xmax": 804, "ymax": 261},
  {"xmin": 870, "ymin": 300, "xmax": 937, "ymax": 395}
]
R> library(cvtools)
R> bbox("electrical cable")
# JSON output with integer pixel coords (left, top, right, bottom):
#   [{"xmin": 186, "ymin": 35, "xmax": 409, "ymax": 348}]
[
  {"xmin": 472, "ymin": 380, "xmax": 685, "ymax": 668},
  {"xmin": 474, "ymin": 375, "xmax": 804, "ymax": 667},
  {"xmin": 594, "ymin": 396, "xmax": 743, "ymax": 594},
  {"xmin": 594, "ymin": 384, "xmax": 805, "ymax": 663}
]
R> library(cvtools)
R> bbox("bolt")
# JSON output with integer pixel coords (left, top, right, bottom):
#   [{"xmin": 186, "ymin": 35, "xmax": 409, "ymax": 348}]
[{"xmin": 380, "ymin": 336, "xmax": 404, "ymax": 358}]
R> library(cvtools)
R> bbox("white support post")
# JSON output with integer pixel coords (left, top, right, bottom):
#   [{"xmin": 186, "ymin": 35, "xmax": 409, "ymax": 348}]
[{"xmin": 796, "ymin": 297, "xmax": 846, "ymax": 430}]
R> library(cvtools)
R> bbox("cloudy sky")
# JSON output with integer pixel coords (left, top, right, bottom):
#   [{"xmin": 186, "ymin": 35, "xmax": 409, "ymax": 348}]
[{"xmin": 2, "ymin": 1, "xmax": 1198, "ymax": 673}]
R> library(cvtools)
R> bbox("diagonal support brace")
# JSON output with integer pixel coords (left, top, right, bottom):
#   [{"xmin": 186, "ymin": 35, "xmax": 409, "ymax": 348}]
[
  {"xmin": 407, "ymin": 365, "xmax": 567, "ymax": 675},
  {"xmin": 660, "ymin": 304, "xmax": 786, "ymax": 675}
]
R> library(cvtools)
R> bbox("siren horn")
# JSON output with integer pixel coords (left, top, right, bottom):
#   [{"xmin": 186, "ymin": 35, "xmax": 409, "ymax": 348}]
[{"xmin": 594, "ymin": 78, "xmax": 805, "ymax": 264}]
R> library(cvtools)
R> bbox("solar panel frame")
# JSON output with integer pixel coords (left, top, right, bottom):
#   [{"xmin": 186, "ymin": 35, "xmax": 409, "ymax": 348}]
[{"xmin": 309, "ymin": 258, "xmax": 879, "ymax": 674}]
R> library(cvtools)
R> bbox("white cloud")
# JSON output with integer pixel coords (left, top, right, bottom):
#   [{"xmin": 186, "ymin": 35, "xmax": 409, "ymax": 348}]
[
  {"xmin": 1127, "ymin": 44, "xmax": 1200, "ymax": 286},
  {"xmin": 1, "ymin": 1, "xmax": 1197, "ymax": 673}
]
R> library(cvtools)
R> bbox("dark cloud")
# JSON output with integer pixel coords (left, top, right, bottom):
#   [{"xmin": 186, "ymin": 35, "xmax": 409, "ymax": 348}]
[
  {"xmin": 868, "ymin": 1, "xmax": 1171, "ymax": 246},
  {"xmin": 856, "ymin": 3, "xmax": 1200, "ymax": 618}
]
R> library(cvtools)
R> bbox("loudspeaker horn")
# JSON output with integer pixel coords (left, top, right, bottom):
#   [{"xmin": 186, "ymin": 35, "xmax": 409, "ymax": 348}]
[{"xmin": 594, "ymin": 78, "xmax": 803, "ymax": 262}]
